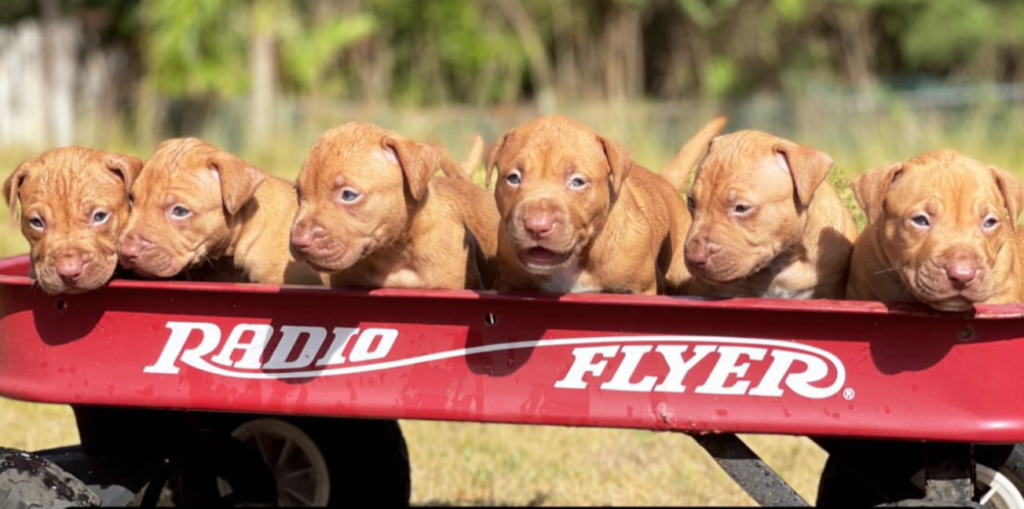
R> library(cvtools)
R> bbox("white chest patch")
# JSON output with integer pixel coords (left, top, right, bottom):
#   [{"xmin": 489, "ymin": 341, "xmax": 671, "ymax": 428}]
[{"xmin": 539, "ymin": 262, "xmax": 596, "ymax": 293}]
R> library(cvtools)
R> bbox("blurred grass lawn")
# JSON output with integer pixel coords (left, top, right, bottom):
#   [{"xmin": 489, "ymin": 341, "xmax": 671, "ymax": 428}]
[{"xmin": 2, "ymin": 105, "xmax": 1024, "ymax": 505}]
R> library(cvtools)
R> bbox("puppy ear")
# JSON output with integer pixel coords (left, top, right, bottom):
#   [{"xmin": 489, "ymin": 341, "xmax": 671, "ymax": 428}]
[
  {"xmin": 104, "ymin": 154, "xmax": 144, "ymax": 191},
  {"xmin": 661, "ymin": 116, "xmax": 727, "ymax": 191},
  {"xmin": 773, "ymin": 142, "xmax": 834, "ymax": 208},
  {"xmin": 598, "ymin": 135, "xmax": 633, "ymax": 194},
  {"xmin": 991, "ymin": 165, "xmax": 1024, "ymax": 231},
  {"xmin": 485, "ymin": 131, "xmax": 512, "ymax": 188},
  {"xmin": 3, "ymin": 162, "xmax": 29, "ymax": 222},
  {"xmin": 210, "ymin": 151, "xmax": 266, "ymax": 215},
  {"xmin": 382, "ymin": 137, "xmax": 440, "ymax": 202},
  {"xmin": 852, "ymin": 162, "xmax": 905, "ymax": 224}
]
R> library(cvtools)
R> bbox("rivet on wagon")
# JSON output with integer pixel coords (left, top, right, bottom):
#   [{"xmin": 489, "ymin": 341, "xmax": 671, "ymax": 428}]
[
  {"xmin": 484, "ymin": 313, "xmax": 497, "ymax": 326},
  {"xmin": 54, "ymin": 300, "xmax": 67, "ymax": 313},
  {"xmin": 958, "ymin": 325, "xmax": 974, "ymax": 342}
]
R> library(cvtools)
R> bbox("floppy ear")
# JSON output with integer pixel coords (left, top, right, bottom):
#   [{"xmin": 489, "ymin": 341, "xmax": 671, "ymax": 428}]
[
  {"xmin": 598, "ymin": 135, "xmax": 634, "ymax": 194},
  {"xmin": 210, "ymin": 151, "xmax": 266, "ymax": 215},
  {"xmin": 990, "ymin": 165, "xmax": 1024, "ymax": 231},
  {"xmin": 852, "ymin": 162, "xmax": 905, "ymax": 225},
  {"xmin": 773, "ymin": 141, "xmax": 834, "ymax": 208},
  {"xmin": 104, "ymin": 154, "xmax": 144, "ymax": 191},
  {"xmin": 3, "ymin": 162, "xmax": 29, "ymax": 222},
  {"xmin": 382, "ymin": 136, "xmax": 441, "ymax": 202},
  {"xmin": 485, "ymin": 131, "xmax": 513, "ymax": 188}
]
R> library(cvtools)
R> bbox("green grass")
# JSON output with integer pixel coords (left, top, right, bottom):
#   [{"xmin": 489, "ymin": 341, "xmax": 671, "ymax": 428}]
[{"xmin": 2, "ymin": 101, "xmax": 1024, "ymax": 505}]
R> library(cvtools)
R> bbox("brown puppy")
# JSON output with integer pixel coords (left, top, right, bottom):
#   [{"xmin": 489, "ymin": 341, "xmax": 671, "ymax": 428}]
[
  {"xmin": 289, "ymin": 122, "xmax": 498, "ymax": 290},
  {"xmin": 681, "ymin": 130, "xmax": 858, "ymax": 299},
  {"xmin": 118, "ymin": 138, "xmax": 324, "ymax": 286},
  {"xmin": 847, "ymin": 150, "xmax": 1024, "ymax": 311},
  {"xmin": 486, "ymin": 115, "xmax": 724, "ymax": 295},
  {"xmin": 4, "ymin": 147, "xmax": 143, "ymax": 294}
]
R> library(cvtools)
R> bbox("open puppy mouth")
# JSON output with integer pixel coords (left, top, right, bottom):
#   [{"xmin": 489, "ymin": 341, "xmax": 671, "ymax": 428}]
[{"xmin": 518, "ymin": 246, "xmax": 573, "ymax": 269}]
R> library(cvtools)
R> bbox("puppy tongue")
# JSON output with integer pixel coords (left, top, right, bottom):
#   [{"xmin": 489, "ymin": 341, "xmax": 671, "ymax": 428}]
[{"xmin": 527, "ymin": 247, "xmax": 560, "ymax": 260}]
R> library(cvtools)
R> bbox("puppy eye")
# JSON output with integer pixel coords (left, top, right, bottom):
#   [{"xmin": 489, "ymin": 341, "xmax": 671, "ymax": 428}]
[
  {"xmin": 686, "ymin": 196, "xmax": 696, "ymax": 211},
  {"xmin": 171, "ymin": 205, "xmax": 191, "ymax": 219},
  {"xmin": 733, "ymin": 204, "xmax": 753, "ymax": 215},
  {"xmin": 506, "ymin": 170, "xmax": 522, "ymax": 186},
  {"xmin": 983, "ymin": 215, "xmax": 1000, "ymax": 231},
  {"xmin": 911, "ymin": 214, "xmax": 931, "ymax": 228},
  {"xmin": 568, "ymin": 176, "xmax": 587, "ymax": 190},
  {"xmin": 339, "ymin": 189, "xmax": 361, "ymax": 204},
  {"xmin": 92, "ymin": 211, "xmax": 110, "ymax": 225},
  {"xmin": 27, "ymin": 217, "xmax": 45, "ymax": 231}
]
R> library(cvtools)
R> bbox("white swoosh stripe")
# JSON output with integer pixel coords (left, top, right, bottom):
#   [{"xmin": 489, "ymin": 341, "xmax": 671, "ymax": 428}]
[{"xmin": 172, "ymin": 335, "xmax": 846, "ymax": 393}]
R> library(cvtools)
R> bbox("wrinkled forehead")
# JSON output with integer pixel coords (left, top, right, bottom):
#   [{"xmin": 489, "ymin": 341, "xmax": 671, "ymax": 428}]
[
  {"xmin": 20, "ymin": 154, "xmax": 123, "ymax": 205},
  {"xmin": 501, "ymin": 125, "xmax": 607, "ymax": 177},
  {"xmin": 697, "ymin": 133, "xmax": 791, "ymax": 195},
  {"xmin": 888, "ymin": 163, "xmax": 1002, "ymax": 213},
  {"xmin": 138, "ymin": 142, "xmax": 214, "ymax": 186},
  {"xmin": 300, "ymin": 131, "xmax": 399, "ymax": 189}
]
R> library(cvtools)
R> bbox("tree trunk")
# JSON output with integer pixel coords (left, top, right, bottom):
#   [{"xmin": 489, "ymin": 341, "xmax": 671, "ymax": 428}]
[
  {"xmin": 496, "ymin": 0, "xmax": 556, "ymax": 113},
  {"xmin": 249, "ymin": 0, "xmax": 277, "ymax": 148}
]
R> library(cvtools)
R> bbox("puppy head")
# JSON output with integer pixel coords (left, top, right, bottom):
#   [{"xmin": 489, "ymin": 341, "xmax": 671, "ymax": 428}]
[
  {"xmin": 290, "ymin": 122, "xmax": 442, "ymax": 273},
  {"xmin": 119, "ymin": 138, "xmax": 265, "ymax": 278},
  {"xmin": 4, "ymin": 147, "xmax": 142, "ymax": 294},
  {"xmin": 853, "ymin": 150, "xmax": 1022, "ymax": 312},
  {"xmin": 486, "ymin": 115, "xmax": 632, "ymax": 275},
  {"xmin": 684, "ymin": 130, "xmax": 834, "ymax": 285}
]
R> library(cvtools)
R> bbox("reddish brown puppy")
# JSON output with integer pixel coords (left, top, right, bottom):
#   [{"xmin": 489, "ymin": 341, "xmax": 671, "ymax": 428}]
[
  {"xmin": 848, "ymin": 150, "xmax": 1024, "ymax": 311},
  {"xmin": 289, "ymin": 122, "xmax": 498, "ymax": 289},
  {"xmin": 681, "ymin": 130, "xmax": 858, "ymax": 299},
  {"xmin": 486, "ymin": 115, "xmax": 724, "ymax": 294},
  {"xmin": 118, "ymin": 138, "xmax": 325, "ymax": 286},
  {"xmin": 4, "ymin": 147, "xmax": 142, "ymax": 294}
]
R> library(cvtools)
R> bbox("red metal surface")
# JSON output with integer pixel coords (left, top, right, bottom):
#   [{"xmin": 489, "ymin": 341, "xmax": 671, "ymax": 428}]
[{"xmin": 1, "ymin": 254, "xmax": 1023, "ymax": 443}]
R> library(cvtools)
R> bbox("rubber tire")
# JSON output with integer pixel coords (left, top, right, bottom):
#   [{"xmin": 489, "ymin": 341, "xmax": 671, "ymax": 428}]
[
  {"xmin": 817, "ymin": 442, "xmax": 1024, "ymax": 507},
  {"xmin": 295, "ymin": 417, "xmax": 412, "ymax": 507},
  {"xmin": 194, "ymin": 416, "xmax": 412, "ymax": 507},
  {"xmin": 0, "ymin": 448, "xmax": 100, "ymax": 509}
]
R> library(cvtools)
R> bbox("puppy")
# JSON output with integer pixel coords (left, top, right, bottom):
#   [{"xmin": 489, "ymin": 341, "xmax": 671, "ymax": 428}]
[
  {"xmin": 289, "ymin": 122, "xmax": 498, "ymax": 290},
  {"xmin": 4, "ymin": 147, "xmax": 143, "ymax": 294},
  {"xmin": 681, "ymin": 131, "xmax": 858, "ymax": 299},
  {"xmin": 847, "ymin": 150, "xmax": 1024, "ymax": 311},
  {"xmin": 118, "ymin": 138, "xmax": 325, "ymax": 286},
  {"xmin": 486, "ymin": 115, "xmax": 725, "ymax": 295}
]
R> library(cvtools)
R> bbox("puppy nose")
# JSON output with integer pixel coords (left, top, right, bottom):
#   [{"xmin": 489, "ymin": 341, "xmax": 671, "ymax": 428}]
[
  {"xmin": 524, "ymin": 212, "xmax": 555, "ymax": 239},
  {"xmin": 291, "ymin": 223, "xmax": 317, "ymax": 250},
  {"xmin": 685, "ymin": 237, "xmax": 721, "ymax": 267},
  {"xmin": 944, "ymin": 251, "xmax": 979, "ymax": 289},
  {"xmin": 119, "ymin": 231, "xmax": 148, "ymax": 259},
  {"xmin": 55, "ymin": 252, "xmax": 84, "ymax": 282}
]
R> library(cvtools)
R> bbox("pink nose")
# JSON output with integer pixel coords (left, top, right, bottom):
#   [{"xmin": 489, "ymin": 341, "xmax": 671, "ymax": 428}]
[
  {"xmin": 685, "ymin": 236, "xmax": 722, "ymax": 268},
  {"xmin": 944, "ymin": 249, "xmax": 979, "ymax": 289},
  {"xmin": 290, "ymin": 221, "xmax": 320, "ymax": 251},
  {"xmin": 119, "ymin": 231, "xmax": 148, "ymax": 260},
  {"xmin": 524, "ymin": 212, "xmax": 555, "ymax": 238},
  {"xmin": 55, "ymin": 253, "xmax": 83, "ymax": 281}
]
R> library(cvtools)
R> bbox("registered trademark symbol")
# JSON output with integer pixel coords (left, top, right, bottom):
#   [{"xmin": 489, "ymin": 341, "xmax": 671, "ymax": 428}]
[{"xmin": 842, "ymin": 388, "xmax": 855, "ymax": 400}]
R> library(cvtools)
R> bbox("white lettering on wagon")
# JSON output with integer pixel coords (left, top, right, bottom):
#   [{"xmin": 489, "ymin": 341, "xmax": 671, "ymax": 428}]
[
  {"xmin": 143, "ymin": 322, "xmax": 398, "ymax": 375},
  {"xmin": 553, "ymin": 340, "xmax": 845, "ymax": 399},
  {"xmin": 143, "ymin": 322, "xmax": 847, "ymax": 399}
]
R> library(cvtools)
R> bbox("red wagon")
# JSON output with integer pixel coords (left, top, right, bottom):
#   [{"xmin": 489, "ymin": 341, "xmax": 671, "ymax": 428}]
[{"xmin": 1, "ymin": 252, "xmax": 1022, "ymax": 507}]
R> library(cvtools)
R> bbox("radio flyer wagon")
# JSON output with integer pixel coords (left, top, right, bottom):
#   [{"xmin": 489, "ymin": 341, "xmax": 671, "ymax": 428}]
[{"xmin": 2, "ymin": 253, "xmax": 1024, "ymax": 507}]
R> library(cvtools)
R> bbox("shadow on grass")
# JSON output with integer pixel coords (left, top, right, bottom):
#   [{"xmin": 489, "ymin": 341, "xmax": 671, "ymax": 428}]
[{"xmin": 416, "ymin": 493, "xmax": 550, "ymax": 507}]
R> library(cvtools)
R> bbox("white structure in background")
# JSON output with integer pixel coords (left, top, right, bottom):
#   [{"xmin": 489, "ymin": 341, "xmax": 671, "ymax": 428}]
[{"xmin": 0, "ymin": 18, "xmax": 80, "ymax": 149}]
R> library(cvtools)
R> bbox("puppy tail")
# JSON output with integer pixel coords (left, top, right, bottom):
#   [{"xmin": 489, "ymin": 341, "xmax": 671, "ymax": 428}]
[
  {"xmin": 461, "ymin": 134, "xmax": 485, "ymax": 180},
  {"xmin": 661, "ymin": 116, "xmax": 727, "ymax": 191}
]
